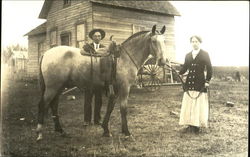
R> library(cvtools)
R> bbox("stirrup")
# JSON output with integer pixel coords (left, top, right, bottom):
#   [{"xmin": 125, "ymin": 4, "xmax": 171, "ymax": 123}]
[{"xmin": 108, "ymin": 84, "xmax": 115, "ymax": 96}]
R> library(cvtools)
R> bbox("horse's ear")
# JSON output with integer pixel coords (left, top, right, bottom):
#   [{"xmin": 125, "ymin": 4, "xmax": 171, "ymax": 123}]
[
  {"xmin": 152, "ymin": 25, "xmax": 157, "ymax": 35},
  {"xmin": 160, "ymin": 25, "xmax": 166, "ymax": 34},
  {"xmin": 110, "ymin": 35, "xmax": 114, "ymax": 41}
]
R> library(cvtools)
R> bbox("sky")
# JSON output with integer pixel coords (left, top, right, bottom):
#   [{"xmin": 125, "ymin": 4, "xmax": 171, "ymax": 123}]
[
  {"xmin": 170, "ymin": 1, "xmax": 249, "ymax": 66},
  {"xmin": 2, "ymin": 1, "xmax": 46, "ymax": 47},
  {"xmin": 1, "ymin": 1, "xmax": 249, "ymax": 66}
]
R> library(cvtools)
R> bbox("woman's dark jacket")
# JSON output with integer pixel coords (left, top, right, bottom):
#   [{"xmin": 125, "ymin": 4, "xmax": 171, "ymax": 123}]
[{"xmin": 179, "ymin": 49, "xmax": 212, "ymax": 92}]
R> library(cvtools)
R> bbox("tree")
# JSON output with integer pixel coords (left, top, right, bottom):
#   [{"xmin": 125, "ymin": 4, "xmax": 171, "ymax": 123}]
[
  {"xmin": 2, "ymin": 47, "xmax": 13, "ymax": 64},
  {"xmin": 1, "ymin": 44, "xmax": 28, "ymax": 63}
]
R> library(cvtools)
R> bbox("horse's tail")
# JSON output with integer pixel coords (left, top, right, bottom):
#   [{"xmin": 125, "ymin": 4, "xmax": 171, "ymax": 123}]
[
  {"xmin": 38, "ymin": 55, "xmax": 45, "ymax": 95},
  {"xmin": 37, "ymin": 54, "xmax": 46, "ymax": 125}
]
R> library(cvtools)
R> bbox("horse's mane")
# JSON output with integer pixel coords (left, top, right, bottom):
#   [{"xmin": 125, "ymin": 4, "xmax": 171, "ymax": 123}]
[{"xmin": 122, "ymin": 31, "xmax": 150, "ymax": 44}]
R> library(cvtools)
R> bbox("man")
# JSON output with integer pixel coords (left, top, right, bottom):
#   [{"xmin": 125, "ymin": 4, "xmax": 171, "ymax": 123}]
[
  {"xmin": 235, "ymin": 71, "xmax": 241, "ymax": 82},
  {"xmin": 83, "ymin": 28, "xmax": 106, "ymax": 126}
]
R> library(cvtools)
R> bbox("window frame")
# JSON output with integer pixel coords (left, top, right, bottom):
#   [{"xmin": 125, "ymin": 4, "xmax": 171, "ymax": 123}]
[
  {"xmin": 49, "ymin": 28, "xmax": 58, "ymax": 48},
  {"xmin": 60, "ymin": 31, "xmax": 72, "ymax": 46},
  {"xmin": 63, "ymin": 0, "xmax": 71, "ymax": 8},
  {"xmin": 38, "ymin": 41, "xmax": 45, "ymax": 64},
  {"xmin": 75, "ymin": 21, "xmax": 86, "ymax": 48}
]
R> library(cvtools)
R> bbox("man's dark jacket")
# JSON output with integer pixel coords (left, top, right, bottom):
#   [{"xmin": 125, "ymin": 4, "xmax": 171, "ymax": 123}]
[{"xmin": 83, "ymin": 43, "xmax": 105, "ymax": 53}]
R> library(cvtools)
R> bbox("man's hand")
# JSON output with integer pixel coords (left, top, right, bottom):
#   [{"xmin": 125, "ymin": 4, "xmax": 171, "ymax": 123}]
[
  {"xmin": 83, "ymin": 43, "xmax": 95, "ymax": 53},
  {"xmin": 205, "ymin": 82, "xmax": 209, "ymax": 88}
]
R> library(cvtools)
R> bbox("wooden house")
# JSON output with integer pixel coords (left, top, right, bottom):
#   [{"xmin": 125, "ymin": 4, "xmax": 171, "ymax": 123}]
[{"xmin": 25, "ymin": 0, "xmax": 180, "ymax": 78}]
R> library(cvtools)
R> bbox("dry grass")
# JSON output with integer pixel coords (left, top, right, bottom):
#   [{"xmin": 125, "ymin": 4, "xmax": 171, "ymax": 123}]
[{"xmin": 1, "ymin": 78, "xmax": 248, "ymax": 157}]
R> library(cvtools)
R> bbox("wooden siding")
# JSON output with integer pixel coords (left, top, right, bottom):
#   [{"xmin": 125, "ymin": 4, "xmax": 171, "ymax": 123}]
[
  {"xmin": 27, "ymin": 34, "xmax": 46, "ymax": 78},
  {"xmin": 93, "ymin": 4, "xmax": 176, "ymax": 61},
  {"xmin": 45, "ymin": 1, "xmax": 92, "ymax": 50},
  {"xmin": 27, "ymin": 1, "xmax": 92, "ymax": 78},
  {"xmin": 28, "ymin": 1, "xmax": 177, "ymax": 78}
]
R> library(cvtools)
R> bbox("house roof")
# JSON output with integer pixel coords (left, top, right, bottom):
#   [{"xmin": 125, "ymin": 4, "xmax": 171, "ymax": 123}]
[
  {"xmin": 39, "ymin": 0, "xmax": 180, "ymax": 19},
  {"xmin": 24, "ymin": 22, "xmax": 47, "ymax": 36},
  {"xmin": 90, "ymin": 0, "xmax": 180, "ymax": 16},
  {"xmin": 39, "ymin": 0, "xmax": 53, "ymax": 19}
]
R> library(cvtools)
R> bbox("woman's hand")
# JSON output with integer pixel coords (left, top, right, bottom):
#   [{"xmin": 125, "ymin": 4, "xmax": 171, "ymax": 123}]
[{"xmin": 205, "ymin": 82, "xmax": 209, "ymax": 88}]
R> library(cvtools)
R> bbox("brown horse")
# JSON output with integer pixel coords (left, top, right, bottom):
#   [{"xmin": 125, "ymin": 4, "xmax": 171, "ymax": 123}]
[{"xmin": 36, "ymin": 25, "xmax": 167, "ymax": 141}]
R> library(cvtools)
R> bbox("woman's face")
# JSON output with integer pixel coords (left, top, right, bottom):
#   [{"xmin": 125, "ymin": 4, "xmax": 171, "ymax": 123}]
[{"xmin": 191, "ymin": 37, "xmax": 201, "ymax": 50}]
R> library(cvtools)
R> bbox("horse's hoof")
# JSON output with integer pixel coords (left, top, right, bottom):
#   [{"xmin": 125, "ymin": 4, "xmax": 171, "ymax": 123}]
[
  {"xmin": 124, "ymin": 135, "xmax": 135, "ymax": 141},
  {"xmin": 55, "ymin": 128, "xmax": 64, "ymax": 133},
  {"xmin": 122, "ymin": 131, "xmax": 131, "ymax": 137},
  {"xmin": 60, "ymin": 131, "xmax": 70, "ymax": 138},
  {"xmin": 36, "ymin": 133, "xmax": 43, "ymax": 142},
  {"xmin": 102, "ymin": 132, "xmax": 112, "ymax": 137}
]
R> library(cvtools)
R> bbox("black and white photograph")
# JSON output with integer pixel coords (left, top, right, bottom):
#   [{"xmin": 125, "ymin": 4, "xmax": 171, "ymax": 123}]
[{"xmin": 1, "ymin": 1, "xmax": 249, "ymax": 156}]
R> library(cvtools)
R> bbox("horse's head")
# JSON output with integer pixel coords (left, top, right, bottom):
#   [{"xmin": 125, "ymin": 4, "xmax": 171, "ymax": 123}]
[{"xmin": 149, "ymin": 25, "xmax": 167, "ymax": 66}]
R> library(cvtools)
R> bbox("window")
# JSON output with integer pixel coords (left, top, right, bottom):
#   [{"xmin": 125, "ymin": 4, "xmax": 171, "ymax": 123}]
[
  {"xmin": 60, "ymin": 32, "xmax": 71, "ymax": 46},
  {"xmin": 63, "ymin": 0, "xmax": 71, "ymax": 7},
  {"xmin": 76, "ymin": 23, "xmax": 86, "ymax": 48},
  {"xmin": 38, "ymin": 42, "xmax": 45, "ymax": 64},
  {"xmin": 50, "ymin": 29, "xmax": 57, "ymax": 47}
]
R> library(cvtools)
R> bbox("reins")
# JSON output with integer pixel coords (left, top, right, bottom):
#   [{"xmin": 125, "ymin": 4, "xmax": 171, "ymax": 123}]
[
  {"xmin": 166, "ymin": 61, "xmax": 211, "ymax": 127},
  {"xmin": 165, "ymin": 63, "xmax": 206, "ymax": 99},
  {"xmin": 89, "ymin": 50, "xmax": 94, "ymax": 93},
  {"xmin": 164, "ymin": 63, "xmax": 185, "ymax": 89},
  {"xmin": 119, "ymin": 46, "xmax": 139, "ymax": 70},
  {"xmin": 186, "ymin": 89, "xmax": 205, "ymax": 99}
]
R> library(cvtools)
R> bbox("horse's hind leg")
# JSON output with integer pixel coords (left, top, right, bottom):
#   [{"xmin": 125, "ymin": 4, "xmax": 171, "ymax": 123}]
[
  {"xmin": 36, "ymin": 88, "xmax": 59, "ymax": 141},
  {"xmin": 36, "ymin": 96, "xmax": 45, "ymax": 141},
  {"xmin": 50, "ymin": 93, "xmax": 64, "ymax": 134}
]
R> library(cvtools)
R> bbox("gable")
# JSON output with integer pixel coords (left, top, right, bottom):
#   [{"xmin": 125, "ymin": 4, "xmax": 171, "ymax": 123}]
[
  {"xmin": 39, "ymin": 0, "xmax": 180, "ymax": 19},
  {"xmin": 24, "ymin": 22, "xmax": 46, "ymax": 36}
]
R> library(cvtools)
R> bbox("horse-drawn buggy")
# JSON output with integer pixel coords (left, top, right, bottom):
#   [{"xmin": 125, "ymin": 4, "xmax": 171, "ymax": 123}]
[{"xmin": 136, "ymin": 56, "xmax": 184, "ymax": 92}]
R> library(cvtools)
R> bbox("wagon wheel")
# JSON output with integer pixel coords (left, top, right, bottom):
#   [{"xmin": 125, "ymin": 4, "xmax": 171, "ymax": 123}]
[{"xmin": 142, "ymin": 64, "xmax": 163, "ymax": 92}]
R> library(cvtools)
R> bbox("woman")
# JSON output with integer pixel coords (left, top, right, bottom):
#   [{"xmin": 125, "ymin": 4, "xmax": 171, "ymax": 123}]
[{"xmin": 179, "ymin": 35, "xmax": 212, "ymax": 133}]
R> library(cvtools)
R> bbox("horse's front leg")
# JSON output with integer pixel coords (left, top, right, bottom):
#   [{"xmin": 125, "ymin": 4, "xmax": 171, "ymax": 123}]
[
  {"xmin": 120, "ymin": 97, "xmax": 131, "ymax": 136},
  {"xmin": 102, "ymin": 95, "xmax": 116, "ymax": 137}
]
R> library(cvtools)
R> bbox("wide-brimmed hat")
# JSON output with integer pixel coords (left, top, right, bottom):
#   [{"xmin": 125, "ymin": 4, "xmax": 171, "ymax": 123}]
[{"xmin": 89, "ymin": 29, "xmax": 106, "ymax": 40}]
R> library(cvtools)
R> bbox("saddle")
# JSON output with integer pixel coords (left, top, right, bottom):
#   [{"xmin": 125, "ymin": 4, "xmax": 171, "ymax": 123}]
[
  {"xmin": 80, "ymin": 43, "xmax": 110, "ymax": 57},
  {"xmin": 80, "ymin": 42, "xmax": 121, "ymax": 96}
]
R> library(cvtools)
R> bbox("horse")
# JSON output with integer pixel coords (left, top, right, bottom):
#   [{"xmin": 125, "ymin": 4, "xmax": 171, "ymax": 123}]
[{"xmin": 36, "ymin": 25, "xmax": 167, "ymax": 141}]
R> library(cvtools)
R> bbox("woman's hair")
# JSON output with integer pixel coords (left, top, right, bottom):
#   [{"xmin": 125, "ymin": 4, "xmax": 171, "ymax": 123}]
[{"xmin": 190, "ymin": 35, "xmax": 202, "ymax": 43}]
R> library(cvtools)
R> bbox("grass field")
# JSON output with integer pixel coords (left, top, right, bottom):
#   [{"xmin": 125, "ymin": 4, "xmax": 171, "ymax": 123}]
[{"xmin": 1, "ymin": 77, "xmax": 248, "ymax": 157}]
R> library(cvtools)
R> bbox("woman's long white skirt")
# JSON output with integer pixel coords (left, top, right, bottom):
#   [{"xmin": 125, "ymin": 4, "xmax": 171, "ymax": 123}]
[{"xmin": 179, "ymin": 91, "xmax": 209, "ymax": 127}]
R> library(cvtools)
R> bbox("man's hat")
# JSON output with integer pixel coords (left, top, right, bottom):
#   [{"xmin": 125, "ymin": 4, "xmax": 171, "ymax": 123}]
[{"xmin": 89, "ymin": 29, "xmax": 106, "ymax": 40}]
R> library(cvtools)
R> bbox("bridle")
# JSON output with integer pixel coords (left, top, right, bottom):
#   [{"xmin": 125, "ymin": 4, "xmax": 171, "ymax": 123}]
[
  {"xmin": 119, "ymin": 45, "xmax": 139, "ymax": 71},
  {"xmin": 118, "ymin": 33, "xmax": 162, "ymax": 71}
]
